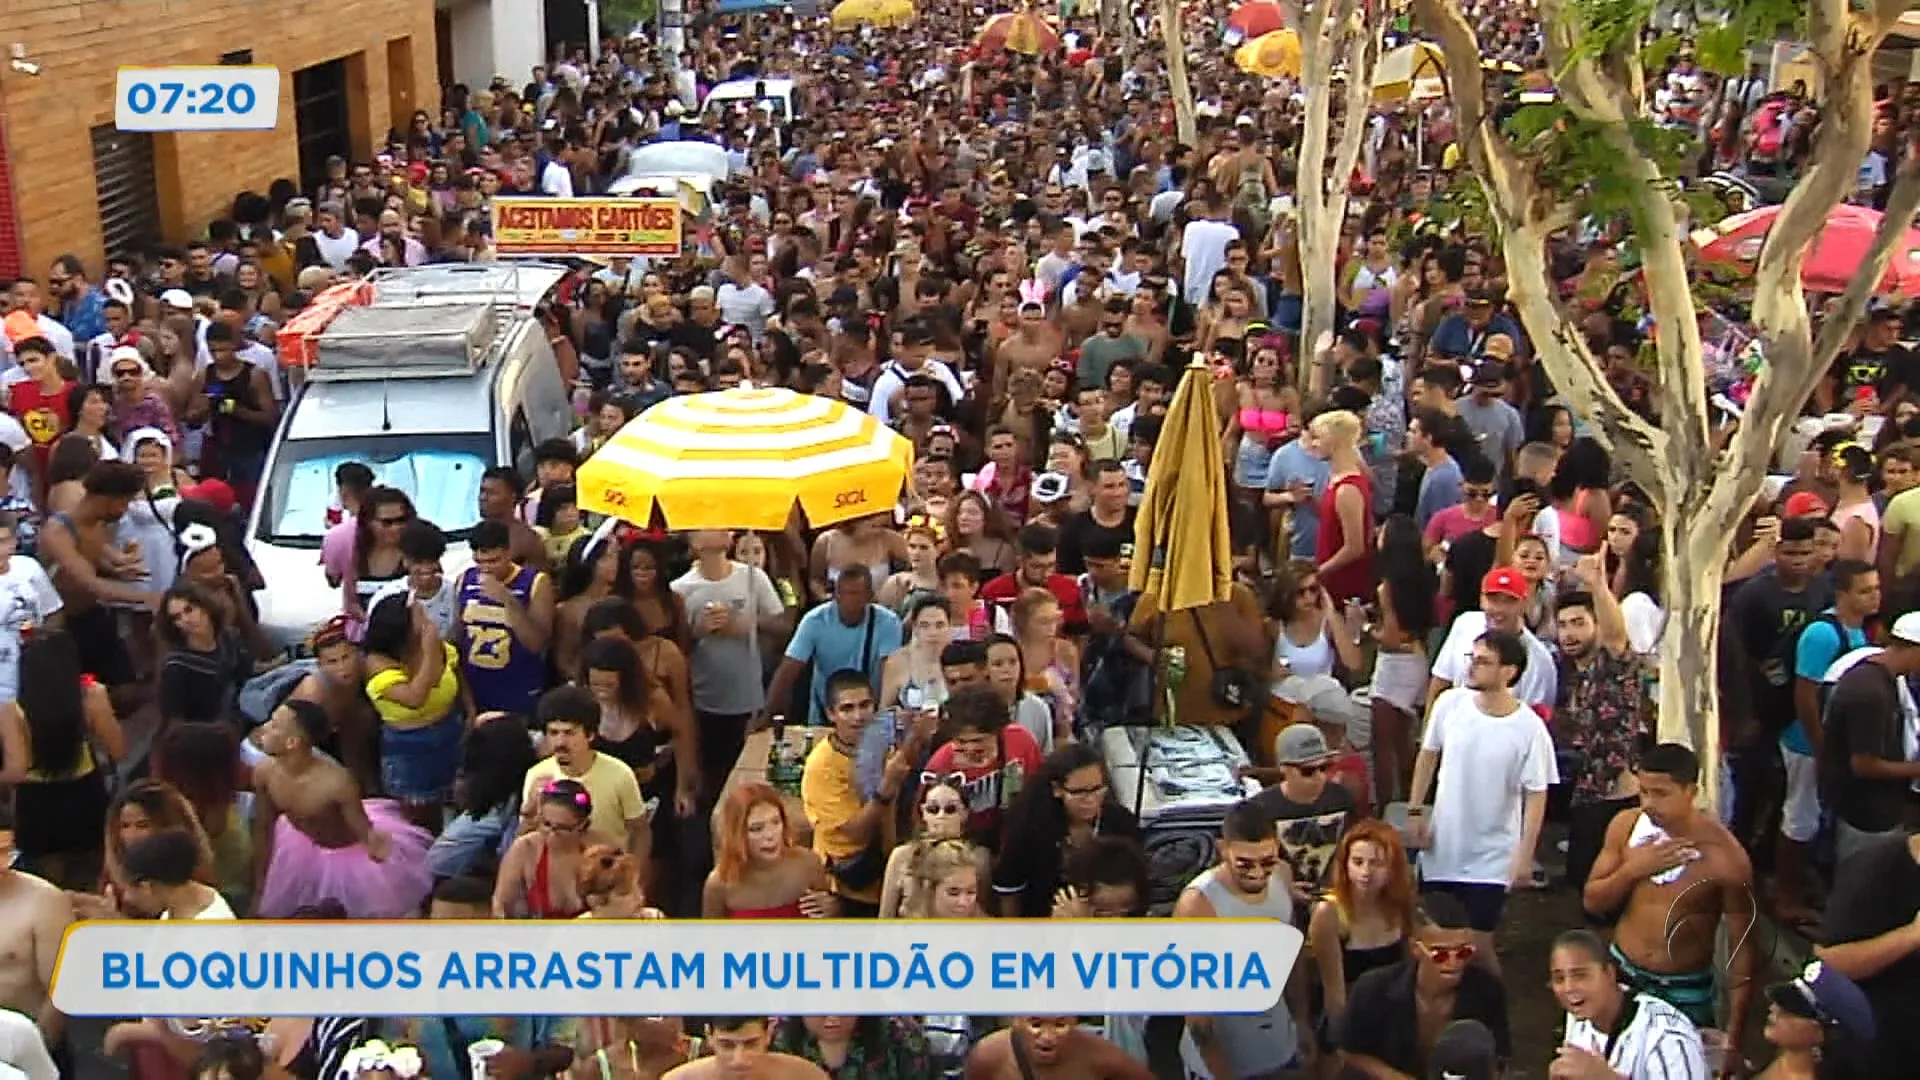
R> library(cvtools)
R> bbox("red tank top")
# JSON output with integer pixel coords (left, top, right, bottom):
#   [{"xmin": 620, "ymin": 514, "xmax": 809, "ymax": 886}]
[
  {"xmin": 1314, "ymin": 472, "xmax": 1375, "ymax": 602},
  {"xmin": 527, "ymin": 844, "xmax": 585, "ymax": 920}
]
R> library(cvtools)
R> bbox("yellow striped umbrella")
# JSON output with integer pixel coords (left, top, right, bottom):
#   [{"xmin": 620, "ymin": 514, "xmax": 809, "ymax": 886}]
[
  {"xmin": 1372, "ymin": 42, "xmax": 1447, "ymax": 102},
  {"xmin": 1129, "ymin": 362, "xmax": 1233, "ymax": 613},
  {"xmin": 576, "ymin": 388, "xmax": 915, "ymax": 531}
]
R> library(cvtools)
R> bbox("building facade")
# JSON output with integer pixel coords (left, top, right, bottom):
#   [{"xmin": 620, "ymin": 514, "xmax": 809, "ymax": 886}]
[{"xmin": 0, "ymin": 0, "xmax": 439, "ymax": 279}]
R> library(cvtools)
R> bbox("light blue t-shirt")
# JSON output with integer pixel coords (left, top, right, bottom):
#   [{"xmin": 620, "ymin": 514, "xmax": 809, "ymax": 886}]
[
  {"xmin": 1783, "ymin": 610, "xmax": 1869, "ymax": 755},
  {"xmin": 1264, "ymin": 440, "xmax": 1331, "ymax": 559},
  {"xmin": 785, "ymin": 601, "xmax": 904, "ymax": 724},
  {"xmin": 1416, "ymin": 456, "xmax": 1465, "ymax": 531}
]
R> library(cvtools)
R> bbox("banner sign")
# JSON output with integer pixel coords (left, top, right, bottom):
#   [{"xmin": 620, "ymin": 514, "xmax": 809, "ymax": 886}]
[{"xmin": 491, "ymin": 198, "xmax": 682, "ymax": 257}]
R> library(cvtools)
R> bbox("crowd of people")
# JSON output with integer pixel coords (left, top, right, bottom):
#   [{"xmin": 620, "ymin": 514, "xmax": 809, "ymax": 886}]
[{"xmin": 0, "ymin": 1, "xmax": 1919, "ymax": 1079}]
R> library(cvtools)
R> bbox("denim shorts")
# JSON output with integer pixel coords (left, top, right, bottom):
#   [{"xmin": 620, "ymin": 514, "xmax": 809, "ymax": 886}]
[{"xmin": 381, "ymin": 711, "xmax": 465, "ymax": 802}]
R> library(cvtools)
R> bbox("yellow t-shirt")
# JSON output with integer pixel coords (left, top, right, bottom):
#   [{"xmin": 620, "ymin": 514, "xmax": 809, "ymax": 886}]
[
  {"xmin": 800, "ymin": 738, "xmax": 879, "ymax": 904},
  {"xmin": 538, "ymin": 525, "xmax": 589, "ymax": 569},
  {"xmin": 365, "ymin": 643, "xmax": 461, "ymax": 730},
  {"xmin": 523, "ymin": 752, "xmax": 647, "ymax": 843},
  {"xmin": 1884, "ymin": 487, "xmax": 1920, "ymax": 577}
]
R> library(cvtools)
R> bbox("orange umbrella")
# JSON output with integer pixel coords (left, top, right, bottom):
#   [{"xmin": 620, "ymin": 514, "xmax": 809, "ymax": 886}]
[{"xmin": 977, "ymin": 11, "xmax": 1060, "ymax": 55}]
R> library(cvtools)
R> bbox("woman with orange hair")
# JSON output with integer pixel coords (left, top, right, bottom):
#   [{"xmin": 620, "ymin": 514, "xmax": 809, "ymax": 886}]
[
  {"xmin": 699, "ymin": 782, "xmax": 834, "ymax": 919},
  {"xmin": 1306, "ymin": 820, "xmax": 1415, "ymax": 1047}
]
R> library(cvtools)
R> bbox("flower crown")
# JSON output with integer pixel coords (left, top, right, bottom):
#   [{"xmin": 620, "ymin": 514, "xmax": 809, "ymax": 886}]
[
  {"xmin": 337, "ymin": 1039, "xmax": 424, "ymax": 1078},
  {"xmin": 903, "ymin": 513, "xmax": 946, "ymax": 542}
]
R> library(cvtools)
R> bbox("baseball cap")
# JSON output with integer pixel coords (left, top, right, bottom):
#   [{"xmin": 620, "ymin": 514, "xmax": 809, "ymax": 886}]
[
  {"xmin": 159, "ymin": 288, "xmax": 195, "ymax": 310},
  {"xmin": 1482, "ymin": 566, "xmax": 1529, "ymax": 601},
  {"xmin": 1767, "ymin": 960, "xmax": 1876, "ymax": 1043},
  {"xmin": 1427, "ymin": 1019, "xmax": 1499, "ymax": 1080},
  {"xmin": 1479, "ymin": 333, "xmax": 1515, "ymax": 362},
  {"xmin": 1273, "ymin": 724, "xmax": 1334, "ymax": 766},
  {"xmin": 1782, "ymin": 491, "xmax": 1829, "ymax": 519},
  {"xmin": 1891, "ymin": 611, "xmax": 1920, "ymax": 647},
  {"xmin": 1470, "ymin": 360, "xmax": 1507, "ymax": 386},
  {"xmin": 180, "ymin": 479, "xmax": 238, "ymax": 516}
]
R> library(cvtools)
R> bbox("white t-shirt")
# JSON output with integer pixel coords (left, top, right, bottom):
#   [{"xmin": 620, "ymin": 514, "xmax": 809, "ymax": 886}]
[
  {"xmin": 867, "ymin": 358, "xmax": 965, "ymax": 425},
  {"xmin": 1419, "ymin": 686, "xmax": 1559, "ymax": 886},
  {"xmin": 159, "ymin": 890, "xmax": 237, "ymax": 920},
  {"xmin": 0, "ymin": 1009, "xmax": 56, "ymax": 1080},
  {"xmin": 1179, "ymin": 218, "xmax": 1240, "ymax": 305},
  {"xmin": 313, "ymin": 227, "xmax": 362, "ymax": 271},
  {"xmin": 540, "ymin": 158, "xmax": 576, "ymax": 198},
  {"xmin": 1563, "ymin": 991, "xmax": 1708, "ymax": 1080},
  {"xmin": 1429, "ymin": 610, "xmax": 1559, "ymax": 714},
  {"xmin": 715, "ymin": 281, "xmax": 776, "ymax": 341},
  {"xmin": 0, "ymin": 558, "xmax": 62, "ymax": 703}
]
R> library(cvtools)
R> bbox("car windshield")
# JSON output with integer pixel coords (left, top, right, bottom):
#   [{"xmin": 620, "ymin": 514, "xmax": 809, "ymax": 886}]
[{"xmin": 257, "ymin": 433, "xmax": 493, "ymax": 547}]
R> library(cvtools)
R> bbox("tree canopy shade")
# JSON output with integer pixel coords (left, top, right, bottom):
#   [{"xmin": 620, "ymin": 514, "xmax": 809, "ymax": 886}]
[{"xmin": 1415, "ymin": 0, "xmax": 1920, "ymax": 807}]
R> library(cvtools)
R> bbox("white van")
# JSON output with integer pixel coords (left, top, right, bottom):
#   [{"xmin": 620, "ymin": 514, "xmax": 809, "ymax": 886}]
[
  {"xmin": 248, "ymin": 262, "xmax": 577, "ymax": 653},
  {"xmin": 702, "ymin": 77, "xmax": 799, "ymax": 124}
]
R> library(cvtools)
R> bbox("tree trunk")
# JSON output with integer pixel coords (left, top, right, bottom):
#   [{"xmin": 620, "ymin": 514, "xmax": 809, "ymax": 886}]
[
  {"xmin": 1161, "ymin": 0, "xmax": 1196, "ymax": 147},
  {"xmin": 1298, "ymin": 217, "xmax": 1340, "ymax": 397},
  {"xmin": 1660, "ymin": 512, "xmax": 1732, "ymax": 811}
]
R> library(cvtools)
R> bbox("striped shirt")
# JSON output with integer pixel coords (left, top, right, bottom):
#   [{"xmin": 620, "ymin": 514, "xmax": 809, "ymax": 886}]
[{"xmin": 1564, "ymin": 991, "xmax": 1709, "ymax": 1080}]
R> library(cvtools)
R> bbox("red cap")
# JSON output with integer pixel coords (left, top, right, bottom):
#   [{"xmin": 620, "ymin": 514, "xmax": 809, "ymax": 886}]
[
  {"xmin": 1482, "ymin": 566, "xmax": 1530, "ymax": 600},
  {"xmin": 1782, "ymin": 491, "xmax": 1829, "ymax": 519},
  {"xmin": 181, "ymin": 479, "xmax": 238, "ymax": 516}
]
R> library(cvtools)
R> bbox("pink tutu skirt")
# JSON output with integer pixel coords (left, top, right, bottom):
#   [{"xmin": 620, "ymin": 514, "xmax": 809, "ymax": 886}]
[{"xmin": 256, "ymin": 799, "xmax": 433, "ymax": 918}]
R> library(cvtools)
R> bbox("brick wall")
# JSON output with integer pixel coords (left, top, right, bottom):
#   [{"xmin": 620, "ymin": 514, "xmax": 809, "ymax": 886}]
[{"xmin": 0, "ymin": 0, "xmax": 439, "ymax": 278}]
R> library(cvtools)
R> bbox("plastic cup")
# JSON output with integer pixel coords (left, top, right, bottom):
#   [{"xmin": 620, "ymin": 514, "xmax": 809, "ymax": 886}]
[{"xmin": 467, "ymin": 1038, "xmax": 507, "ymax": 1078}]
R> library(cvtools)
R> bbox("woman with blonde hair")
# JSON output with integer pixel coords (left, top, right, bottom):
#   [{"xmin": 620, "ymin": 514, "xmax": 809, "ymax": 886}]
[
  {"xmin": 902, "ymin": 837, "xmax": 987, "ymax": 918},
  {"xmin": 1310, "ymin": 409, "xmax": 1375, "ymax": 604},
  {"xmin": 700, "ymin": 781, "xmax": 834, "ymax": 919},
  {"xmin": 1012, "ymin": 587, "xmax": 1079, "ymax": 738},
  {"xmin": 70, "ymin": 779, "xmax": 218, "ymax": 919},
  {"xmin": 1307, "ymin": 821, "xmax": 1415, "ymax": 1051}
]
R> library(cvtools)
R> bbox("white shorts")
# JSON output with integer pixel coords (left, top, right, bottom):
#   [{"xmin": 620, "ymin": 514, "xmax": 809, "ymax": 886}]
[
  {"xmin": 1781, "ymin": 747, "xmax": 1822, "ymax": 844},
  {"xmin": 1369, "ymin": 650, "xmax": 1430, "ymax": 714}
]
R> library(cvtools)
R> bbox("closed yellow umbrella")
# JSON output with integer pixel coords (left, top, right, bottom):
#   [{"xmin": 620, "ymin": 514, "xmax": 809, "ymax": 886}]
[
  {"xmin": 831, "ymin": 0, "xmax": 915, "ymax": 29},
  {"xmin": 1233, "ymin": 30, "xmax": 1302, "ymax": 79},
  {"xmin": 1372, "ymin": 41, "xmax": 1447, "ymax": 102},
  {"xmin": 576, "ymin": 387, "xmax": 914, "ymax": 531},
  {"xmin": 1129, "ymin": 362, "xmax": 1233, "ymax": 613}
]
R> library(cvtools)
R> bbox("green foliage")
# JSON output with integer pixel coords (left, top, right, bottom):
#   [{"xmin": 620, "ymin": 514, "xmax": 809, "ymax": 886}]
[
  {"xmin": 1693, "ymin": 26, "xmax": 1748, "ymax": 77},
  {"xmin": 603, "ymin": 0, "xmax": 657, "ymax": 34},
  {"xmin": 1640, "ymin": 34, "xmax": 1683, "ymax": 73},
  {"xmin": 1563, "ymin": 0, "xmax": 1656, "ymax": 68},
  {"xmin": 1499, "ymin": 102, "xmax": 1703, "ymax": 222}
]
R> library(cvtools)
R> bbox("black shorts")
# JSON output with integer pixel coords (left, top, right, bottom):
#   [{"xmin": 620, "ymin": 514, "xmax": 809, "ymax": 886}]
[
  {"xmin": 1420, "ymin": 880, "xmax": 1509, "ymax": 933},
  {"xmin": 65, "ymin": 604, "xmax": 136, "ymax": 687}
]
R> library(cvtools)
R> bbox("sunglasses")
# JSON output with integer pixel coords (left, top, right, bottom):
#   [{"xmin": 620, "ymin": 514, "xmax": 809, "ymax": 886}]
[
  {"xmin": 1419, "ymin": 942, "xmax": 1477, "ymax": 964},
  {"xmin": 1290, "ymin": 763, "xmax": 1328, "ymax": 777},
  {"xmin": 112, "ymin": 367, "xmax": 142, "ymax": 378},
  {"xmin": 922, "ymin": 801, "xmax": 966, "ymax": 816}
]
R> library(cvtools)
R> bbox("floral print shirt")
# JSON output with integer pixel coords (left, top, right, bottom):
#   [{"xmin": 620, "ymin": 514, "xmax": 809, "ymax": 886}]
[
  {"xmin": 1554, "ymin": 647, "xmax": 1654, "ymax": 805},
  {"xmin": 769, "ymin": 1016, "xmax": 933, "ymax": 1080}
]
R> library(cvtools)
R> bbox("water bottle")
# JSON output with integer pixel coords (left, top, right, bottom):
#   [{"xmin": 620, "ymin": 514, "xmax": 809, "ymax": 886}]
[{"xmin": 571, "ymin": 381, "xmax": 592, "ymax": 418}]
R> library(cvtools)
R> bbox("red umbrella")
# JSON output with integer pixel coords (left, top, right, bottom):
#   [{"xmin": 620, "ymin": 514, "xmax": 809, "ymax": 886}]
[
  {"xmin": 1227, "ymin": 2, "xmax": 1287, "ymax": 40},
  {"xmin": 976, "ymin": 11, "xmax": 1061, "ymax": 55},
  {"xmin": 1698, "ymin": 203, "xmax": 1920, "ymax": 295}
]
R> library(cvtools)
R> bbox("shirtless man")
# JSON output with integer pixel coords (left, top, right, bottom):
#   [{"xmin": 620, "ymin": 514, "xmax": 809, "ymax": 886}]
[
  {"xmin": 0, "ymin": 805, "xmax": 73, "ymax": 1066},
  {"xmin": 964, "ymin": 1017, "xmax": 1154, "ymax": 1080},
  {"xmin": 661, "ymin": 1016, "xmax": 828, "ymax": 1079},
  {"xmin": 35, "ymin": 461, "xmax": 155, "ymax": 706},
  {"xmin": 251, "ymin": 699, "xmax": 396, "ymax": 909},
  {"xmin": 993, "ymin": 300, "xmax": 1064, "ymax": 404},
  {"xmin": 1583, "ymin": 741, "xmax": 1754, "ymax": 1065}
]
